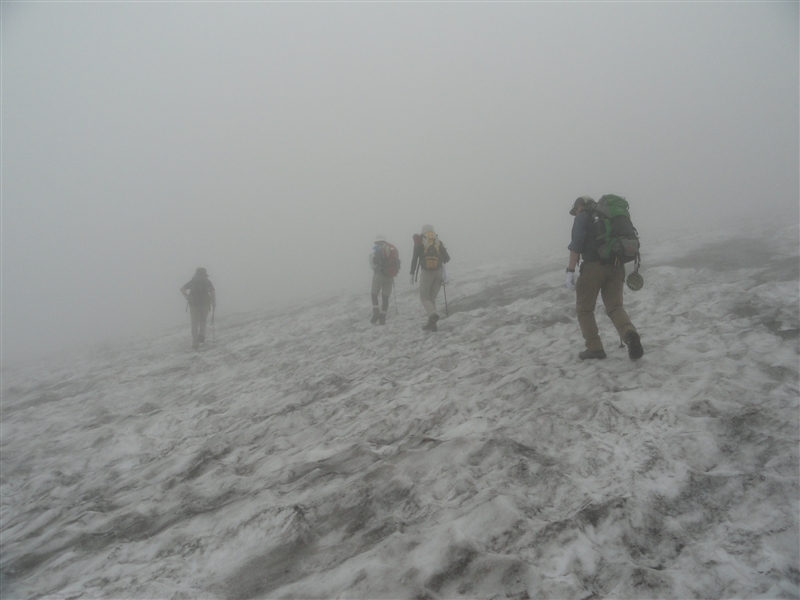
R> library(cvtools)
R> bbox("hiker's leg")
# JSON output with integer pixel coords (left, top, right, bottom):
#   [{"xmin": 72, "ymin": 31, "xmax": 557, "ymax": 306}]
[
  {"xmin": 370, "ymin": 297, "xmax": 380, "ymax": 322},
  {"xmin": 370, "ymin": 275, "xmax": 382, "ymax": 322},
  {"xmin": 429, "ymin": 270, "xmax": 442, "ymax": 311},
  {"xmin": 371, "ymin": 275, "xmax": 382, "ymax": 307},
  {"xmin": 378, "ymin": 275, "xmax": 393, "ymax": 303},
  {"xmin": 379, "ymin": 291, "xmax": 390, "ymax": 325},
  {"xmin": 197, "ymin": 305, "xmax": 209, "ymax": 342},
  {"xmin": 601, "ymin": 265, "xmax": 635, "ymax": 339},
  {"xmin": 419, "ymin": 269, "xmax": 437, "ymax": 316},
  {"xmin": 190, "ymin": 305, "xmax": 201, "ymax": 346},
  {"xmin": 576, "ymin": 262, "xmax": 604, "ymax": 351}
]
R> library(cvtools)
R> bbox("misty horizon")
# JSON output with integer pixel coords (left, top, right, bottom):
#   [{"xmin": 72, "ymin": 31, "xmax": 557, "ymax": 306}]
[{"xmin": 2, "ymin": 2, "xmax": 798, "ymax": 362}]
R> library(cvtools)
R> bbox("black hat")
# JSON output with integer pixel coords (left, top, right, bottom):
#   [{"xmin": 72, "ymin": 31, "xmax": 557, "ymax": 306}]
[{"xmin": 569, "ymin": 196, "xmax": 595, "ymax": 216}]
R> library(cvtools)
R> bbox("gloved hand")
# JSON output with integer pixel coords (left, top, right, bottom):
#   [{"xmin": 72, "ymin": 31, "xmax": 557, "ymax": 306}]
[
  {"xmin": 442, "ymin": 266, "xmax": 449, "ymax": 284},
  {"xmin": 565, "ymin": 271, "xmax": 576, "ymax": 291},
  {"xmin": 409, "ymin": 273, "xmax": 415, "ymax": 285}
]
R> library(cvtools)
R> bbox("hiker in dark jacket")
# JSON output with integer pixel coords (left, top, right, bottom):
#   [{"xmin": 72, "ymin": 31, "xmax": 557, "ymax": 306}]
[
  {"xmin": 180, "ymin": 267, "xmax": 216, "ymax": 349},
  {"xmin": 369, "ymin": 234, "xmax": 399, "ymax": 325},
  {"xmin": 410, "ymin": 224, "xmax": 450, "ymax": 331},
  {"xmin": 566, "ymin": 196, "xmax": 643, "ymax": 360}
]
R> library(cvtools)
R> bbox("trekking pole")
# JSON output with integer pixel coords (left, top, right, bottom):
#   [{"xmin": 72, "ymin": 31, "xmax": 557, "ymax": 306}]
[{"xmin": 211, "ymin": 307, "xmax": 215, "ymax": 342}]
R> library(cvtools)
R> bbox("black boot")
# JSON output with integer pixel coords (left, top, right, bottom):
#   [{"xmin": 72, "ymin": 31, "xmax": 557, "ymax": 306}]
[
  {"xmin": 379, "ymin": 312, "xmax": 386, "ymax": 325},
  {"xmin": 625, "ymin": 331, "xmax": 644, "ymax": 360},
  {"xmin": 423, "ymin": 313, "xmax": 439, "ymax": 332},
  {"xmin": 579, "ymin": 349, "xmax": 606, "ymax": 360},
  {"xmin": 370, "ymin": 307, "xmax": 380, "ymax": 324}
]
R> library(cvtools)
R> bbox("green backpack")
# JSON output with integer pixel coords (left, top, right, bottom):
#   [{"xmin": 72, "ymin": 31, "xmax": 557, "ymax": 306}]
[{"xmin": 592, "ymin": 195, "xmax": 640, "ymax": 265}]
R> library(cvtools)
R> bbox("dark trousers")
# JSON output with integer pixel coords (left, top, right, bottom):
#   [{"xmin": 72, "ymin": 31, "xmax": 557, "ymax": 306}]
[{"xmin": 190, "ymin": 304, "xmax": 210, "ymax": 346}]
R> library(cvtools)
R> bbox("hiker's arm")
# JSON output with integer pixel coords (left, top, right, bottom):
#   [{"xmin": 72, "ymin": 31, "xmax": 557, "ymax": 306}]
[
  {"xmin": 210, "ymin": 289, "xmax": 216, "ymax": 309},
  {"xmin": 567, "ymin": 212, "xmax": 590, "ymax": 256},
  {"xmin": 567, "ymin": 251, "xmax": 580, "ymax": 272},
  {"xmin": 441, "ymin": 244, "xmax": 450, "ymax": 264},
  {"xmin": 567, "ymin": 212, "xmax": 590, "ymax": 273}
]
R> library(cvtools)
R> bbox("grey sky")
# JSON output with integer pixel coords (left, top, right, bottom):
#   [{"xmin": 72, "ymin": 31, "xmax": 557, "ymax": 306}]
[{"xmin": 2, "ymin": 2, "xmax": 798, "ymax": 362}]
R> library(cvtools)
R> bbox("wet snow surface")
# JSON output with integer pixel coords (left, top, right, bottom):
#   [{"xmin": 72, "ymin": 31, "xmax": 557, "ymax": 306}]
[{"xmin": 2, "ymin": 228, "xmax": 798, "ymax": 599}]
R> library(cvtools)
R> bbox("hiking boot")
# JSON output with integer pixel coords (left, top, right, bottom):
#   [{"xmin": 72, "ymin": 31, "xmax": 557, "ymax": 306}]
[
  {"xmin": 370, "ymin": 308, "xmax": 380, "ymax": 324},
  {"xmin": 424, "ymin": 313, "xmax": 439, "ymax": 332},
  {"xmin": 625, "ymin": 330, "xmax": 644, "ymax": 360},
  {"xmin": 579, "ymin": 349, "xmax": 607, "ymax": 360},
  {"xmin": 379, "ymin": 312, "xmax": 386, "ymax": 325}
]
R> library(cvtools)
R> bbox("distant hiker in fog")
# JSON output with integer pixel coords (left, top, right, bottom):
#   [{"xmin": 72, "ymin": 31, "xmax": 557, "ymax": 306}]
[
  {"xmin": 369, "ymin": 234, "xmax": 401, "ymax": 325},
  {"xmin": 410, "ymin": 224, "xmax": 450, "ymax": 332},
  {"xmin": 180, "ymin": 267, "xmax": 216, "ymax": 350},
  {"xmin": 566, "ymin": 195, "xmax": 643, "ymax": 360}
]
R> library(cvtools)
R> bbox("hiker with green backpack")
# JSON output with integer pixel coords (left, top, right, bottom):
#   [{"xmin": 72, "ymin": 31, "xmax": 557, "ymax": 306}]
[{"xmin": 566, "ymin": 195, "xmax": 644, "ymax": 361}]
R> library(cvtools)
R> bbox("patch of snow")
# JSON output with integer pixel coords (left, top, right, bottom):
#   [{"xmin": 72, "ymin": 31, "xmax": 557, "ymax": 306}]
[{"xmin": 1, "ymin": 225, "xmax": 798, "ymax": 599}]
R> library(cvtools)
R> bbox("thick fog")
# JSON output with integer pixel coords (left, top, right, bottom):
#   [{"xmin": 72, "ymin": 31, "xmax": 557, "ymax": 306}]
[{"xmin": 2, "ymin": 2, "xmax": 798, "ymax": 362}]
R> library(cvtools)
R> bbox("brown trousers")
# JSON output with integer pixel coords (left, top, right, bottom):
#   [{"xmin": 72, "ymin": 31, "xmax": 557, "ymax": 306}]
[{"xmin": 576, "ymin": 261, "xmax": 636, "ymax": 351}]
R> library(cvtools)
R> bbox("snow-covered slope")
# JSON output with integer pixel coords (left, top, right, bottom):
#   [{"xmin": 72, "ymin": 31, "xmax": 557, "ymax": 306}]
[{"xmin": 2, "ymin": 227, "xmax": 798, "ymax": 599}]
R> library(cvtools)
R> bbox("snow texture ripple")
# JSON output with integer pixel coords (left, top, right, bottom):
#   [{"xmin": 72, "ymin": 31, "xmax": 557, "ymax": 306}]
[{"xmin": 1, "ymin": 227, "xmax": 798, "ymax": 599}]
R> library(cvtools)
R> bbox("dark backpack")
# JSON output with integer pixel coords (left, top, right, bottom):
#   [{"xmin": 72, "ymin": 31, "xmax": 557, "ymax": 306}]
[
  {"xmin": 187, "ymin": 276, "xmax": 212, "ymax": 306},
  {"xmin": 379, "ymin": 243, "xmax": 401, "ymax": 277},
  {"xmin": 592, "ymin": 195, "xmax": 640, "ymax": 265}
]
